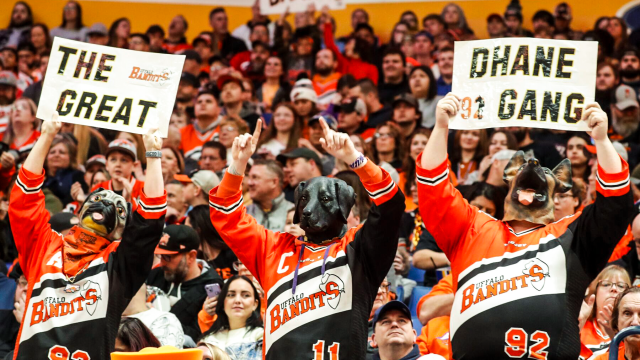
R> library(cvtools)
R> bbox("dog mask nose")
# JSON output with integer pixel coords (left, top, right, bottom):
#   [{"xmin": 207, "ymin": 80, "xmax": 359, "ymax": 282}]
[
  {"xmin": 528, "ymin": 158, "xmax": 539, "ymax": 167},
  {"xmin": 302, "ymin": 208, "xmax": 312, "ymax": 218},
  {"xmin": 101, "ymin": 199, "xmax": 112, "ymax": 207}
]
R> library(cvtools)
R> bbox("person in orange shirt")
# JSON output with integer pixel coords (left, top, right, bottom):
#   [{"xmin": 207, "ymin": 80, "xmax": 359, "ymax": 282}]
[
  {"xmin": 312, "ymin": 49, "xmax": 342, "ymax": 107},
  {"xmin": 593, "ymin": 287, "xmax": 640, "ymax": 360},
  {"xmin": 180, "ymin": 89, "xmax": 222, "ymax": 161},
  {"xmin": 416, "ymin": 274, "xmax": 453, "ymax": 360}
]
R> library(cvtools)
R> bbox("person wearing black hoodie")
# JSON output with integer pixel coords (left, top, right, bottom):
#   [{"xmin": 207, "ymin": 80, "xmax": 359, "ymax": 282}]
[{"xmin": 147, "ymin": 225, "xmax": 223, "ymax": 340}]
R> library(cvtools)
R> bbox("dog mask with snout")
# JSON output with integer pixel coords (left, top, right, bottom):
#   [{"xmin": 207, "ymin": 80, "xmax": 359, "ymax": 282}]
[
  {"xmin": 293, "ymin": 177, "xmax": 356, "ymax": 244},
  {"xmin": 78, "ymin": 188, "xmax": 130, "ymax": 241},
  {"xmin": 502, "ymin": 151, "xmax": 573, "ymax": 225}
]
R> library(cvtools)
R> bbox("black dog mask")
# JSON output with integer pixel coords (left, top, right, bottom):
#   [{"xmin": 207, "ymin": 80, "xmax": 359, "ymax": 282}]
[
  {"xmin": 502, "ymin": 151, "xmax": 572, "ymax": 225},
  {"xmin": 293, "ymin": 177, "xmax": 356, "ymax": 244},
  {"xmin": 78, "ymin": 188, "xmax": 130, "ymax": 240}
]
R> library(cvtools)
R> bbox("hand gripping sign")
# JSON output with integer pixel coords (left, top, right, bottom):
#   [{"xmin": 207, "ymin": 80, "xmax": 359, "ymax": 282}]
[
  {"xmin": 37, "ymin": 37, "xmax": 185, "ymax": 138},
  {"xmin": 450, "ymin": 38, "xmax": 598, "ymax": 131}
]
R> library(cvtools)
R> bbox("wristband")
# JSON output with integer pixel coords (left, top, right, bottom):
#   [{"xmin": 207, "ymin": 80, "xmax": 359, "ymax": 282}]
[
  {"xmin": 349, "ymin": 153, "xmax": 367, "ymax": 169},
  {"xmin": 145, "ymin": 150, "xmax": 162, "ymax": 158}
]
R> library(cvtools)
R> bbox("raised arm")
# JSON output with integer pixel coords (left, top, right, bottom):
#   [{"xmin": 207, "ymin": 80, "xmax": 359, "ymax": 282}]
[
  {"xmin": 142, "ymin": 128, "xmax": 163, "ymax": 198},
  {"xmin": 584, "ymin": 103, "xmax": 622, "ymax": 173},
  {"xmin": 416, "ymin": 93, "xmax": 478, "ymax": 256},
  {"xmin": 23, "ymin": 112, "xmax": 61, "ymax": 174}
]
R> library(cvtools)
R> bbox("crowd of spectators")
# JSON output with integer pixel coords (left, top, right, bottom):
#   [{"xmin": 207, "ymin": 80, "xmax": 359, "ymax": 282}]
[{"xmin": 2, "ymin": 0, "xmax": 640, "ymax": 359}]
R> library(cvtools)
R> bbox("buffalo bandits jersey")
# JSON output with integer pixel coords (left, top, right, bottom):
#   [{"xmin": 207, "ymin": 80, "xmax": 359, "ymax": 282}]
[
  {"xmin": 209, "ymin": 160, "xmax": 405, "ymax": 359},
  {"xmin": 416, "ymin": 155, "xmax": 634, "ymax": 360},
  {"xmin": 9, "ymin": 167, "xmax": 167, "ymax": 360}
]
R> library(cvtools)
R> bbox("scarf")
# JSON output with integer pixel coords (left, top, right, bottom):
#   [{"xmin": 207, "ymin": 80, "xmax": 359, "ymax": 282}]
[{"xmin": 63, "ymin": 226, "xmax": 112, "ymax": 278}]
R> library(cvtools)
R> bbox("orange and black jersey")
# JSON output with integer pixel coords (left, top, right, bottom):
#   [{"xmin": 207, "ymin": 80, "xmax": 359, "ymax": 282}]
[
  {"xmin": 416, "ymin": 154, "xmax": 634, "ymax": 360},
  {"xmin": 9, "ymin": 167, "xmax": 167, "ymax": 360},
  {"xmin": 209, "ymin": 160, "xmax": 405, "ymax": 360}
]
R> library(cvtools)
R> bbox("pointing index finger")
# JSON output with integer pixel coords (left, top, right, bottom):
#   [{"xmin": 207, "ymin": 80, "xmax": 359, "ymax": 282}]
[
  {"xmin": 320, "ymin": 116, "xmax": 330, "ymax": 136},
  {"xmin": 252, "ymin": 118, "xmax": 263, "ymax": 144}
]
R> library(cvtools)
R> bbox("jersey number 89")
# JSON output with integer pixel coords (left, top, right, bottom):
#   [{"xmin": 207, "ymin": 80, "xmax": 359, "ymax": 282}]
[{"xmin": 504, "ymin": 328, "xmax": 550, "ymax": 359}]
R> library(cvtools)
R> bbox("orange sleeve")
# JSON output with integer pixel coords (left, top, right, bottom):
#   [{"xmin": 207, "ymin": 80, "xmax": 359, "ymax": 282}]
[
  {"xmin": 198, "ymin": 307, "xmax": 217, "ymax": 333},
  {"xmin": 609, "ymin": 226, "xmax": 633, "ymax": 262},
  {"xmin": 416, "ymin": 274, "xmax": 454, "ymax": 314}
]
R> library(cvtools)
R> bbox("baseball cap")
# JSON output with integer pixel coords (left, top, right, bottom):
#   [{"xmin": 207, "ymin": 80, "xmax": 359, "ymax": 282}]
[
  {"xmin": 290, "ymin": 78, "xmax": 318, "ymax": 104},
  {"xmin": 487, "ymin": 13, "xmax": 505, "ymax": 24},
  {"xmin": 180, "ymin": 72, "xmax": 199, "ymax": 88},
  {"xmin": 49, "ymin": 212, "xmax": 80, "ymax": 233},
  {"xmin": 0, "ymin": 71, "xmax": 17, "ymax": 87},
  {"xmin": 276, "ymin": 148, "xmax": 322, "ymax": 168},
  {"xmin": 192, "ymin": 36, "xmax": 211, "ymax": 47},
  {"xmin": 615, "ymin": 84, "xmax": 639, "ymax": 111},
  {"xmin": 554, "ymin": 3, "xmax": 572, "ymax": 20},
  {"xmin": 414, "ymin": 30, "xmax": 434, "ymax": 43},
  {"xmin": 372, "ymin": 300, "xmax": 413, "ymax": 331},
  {"xmin": 154, "ymin": 225, "xmax": 200, "ymax": 255},
  {"xmin": 336, "ymin": 97, "xmax": 367, "ymax": 117},
  {"xmin": 174, "ymin": 170, "xmax": 220, "ymax": 195},
  {"xmin": 87, "ymin": 22, "xmax": 108, "ymax": 37},
  {"xmin": 393, "ymin": 93, "xmax": 419, "ymax": 111},
  {"xmin": 105, "ymin": 139, "xmax": 137, "ymax": 161},
  {"xmin": 85, "ymin": 154, "xmax": 106, "ymax": 169},
  {"xmin": 308, "ymin": 113, "xmax": 337, "ymax": 130},
  {"xmin": 217, "ymin": 74, "xmax": 244, "ymax": 92}
]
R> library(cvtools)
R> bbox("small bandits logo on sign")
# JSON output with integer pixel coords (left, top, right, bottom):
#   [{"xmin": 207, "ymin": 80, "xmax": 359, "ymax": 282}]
[{"xmin": 128, "ymin": 67, "xmax": 171, "ymax": 83}]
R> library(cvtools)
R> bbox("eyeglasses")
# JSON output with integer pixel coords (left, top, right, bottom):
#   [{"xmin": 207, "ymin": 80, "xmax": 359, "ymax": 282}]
[
  {"xmin": 599, "ymin": 280, "xmax": 629, "ymax": 291},
  {"xmin": 553, "ymin": 193, "xmax": 573, "ymax": 201},
  {"xmin": 379, "ymin": 281, "xmax": 390, "ymax": 292},
  {"xmin": 375, "ymin": 133, "xmax": 393, "ymax": 139},
  {"xmin": 233, "ymin": 260, "xmax": 244, "ymax": 271}
]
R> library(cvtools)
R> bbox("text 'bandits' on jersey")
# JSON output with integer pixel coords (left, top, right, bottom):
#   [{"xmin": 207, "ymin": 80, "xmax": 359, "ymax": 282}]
[
  {"xmin": 209, "ymin": 159, "xmax": 405, "ymax": 360},
  {"xmin": 416, "ymin": 150, "xmax": 634, "ymax": 360}
]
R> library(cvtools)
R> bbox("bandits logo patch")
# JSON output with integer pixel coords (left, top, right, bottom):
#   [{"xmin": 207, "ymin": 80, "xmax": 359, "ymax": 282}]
[{"xmin": 319, "ymin": 273, "xmax": 345, "ymax": 309}]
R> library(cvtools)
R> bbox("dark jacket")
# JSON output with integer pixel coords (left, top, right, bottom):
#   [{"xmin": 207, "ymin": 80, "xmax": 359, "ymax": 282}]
[
  {"xmin": 612, "ymin": 243, "xmax": 640, "ymax": 284},
  {"xmin": 147, "ymin": 261, "xmax": 222, "ymax": 339},
  {"xmin": 220, "ymin": 33, "xmax": 248, "ymax": 62},
  {"xmin": 372, "ymin": 344, "xmax": 421, "ymax": 360},
  {"xmin": 43, "ymin": 168, "xmax": 88, "ymax": 206},
  {"xmin": 378, "ymin": 77, "xmax": 410, "ymax": 105}
]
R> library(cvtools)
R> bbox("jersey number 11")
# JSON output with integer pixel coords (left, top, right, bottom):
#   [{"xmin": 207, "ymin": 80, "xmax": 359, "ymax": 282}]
[{"xmin": 313, "ymin": 340, "xmax": 340, "ymax": 360}]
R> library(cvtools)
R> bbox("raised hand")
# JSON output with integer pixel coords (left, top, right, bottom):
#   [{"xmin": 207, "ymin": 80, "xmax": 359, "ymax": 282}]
[
  {"xmin": 318, "ymin": 117, "xmax": 359, "ymax": 164},
  {"xmin": 42, "ymin": 111, "xmax": 62, "ymax": 137},
  {"xmin": 435, "ymin": 93, "xmax": 461, "ymax": 129},
  {"xmin": 71, "ymin": 182, "xmax": 86, "ymax": 203},
  {"xmin": 230, "ymin": 119, "xmax": 262, "ymax": 174},
  {"xmin": 582, "ymin": 103, "xmax": 608, "ymax": 142},
  {"xmin": 143, "ymin": 127, "xmax": 163, "ymax": 151}
]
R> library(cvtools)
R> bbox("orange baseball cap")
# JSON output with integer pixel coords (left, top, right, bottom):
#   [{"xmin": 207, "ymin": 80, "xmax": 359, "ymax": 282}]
[{"xmin": 111, "ymin": 346, "xmax": 202, "ymax": 360}]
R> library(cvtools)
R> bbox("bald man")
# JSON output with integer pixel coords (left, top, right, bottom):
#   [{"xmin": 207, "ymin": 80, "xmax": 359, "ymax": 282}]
[{"xmin": 612, "ymin": 213, "xmax": 640, "ymax": 285}]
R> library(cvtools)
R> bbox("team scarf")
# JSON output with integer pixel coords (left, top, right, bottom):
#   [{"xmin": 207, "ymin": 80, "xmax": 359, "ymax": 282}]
[{"xmin": 62, "ymin": 226, "xmax": 112, "ymax": 277}]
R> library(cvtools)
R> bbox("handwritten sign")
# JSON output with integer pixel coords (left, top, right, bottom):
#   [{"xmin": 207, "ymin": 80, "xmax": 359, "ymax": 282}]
[
  {"xmin": 260, "ymin": 0, "xmax": 345, "ymax": 15},
  {"xmin": 450, "ymin": 38, "xmax": 597, "ymax": 131},
  {"xmin": 37, "ymin": 37, "xmax": 185, "ymax": 138}
]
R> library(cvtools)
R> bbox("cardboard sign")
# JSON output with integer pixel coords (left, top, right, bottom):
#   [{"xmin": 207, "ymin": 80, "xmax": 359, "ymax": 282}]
[
  {"xmin": 450, "ymin": 38, "xmax": 598, "ymax": 131},
  {"xmin": 37, "ymin": 37, "xmax": 185, "ymax": 138},
  {"xmin": 260, "ymin": 0, "xmax": 345, "ymax": 15}
]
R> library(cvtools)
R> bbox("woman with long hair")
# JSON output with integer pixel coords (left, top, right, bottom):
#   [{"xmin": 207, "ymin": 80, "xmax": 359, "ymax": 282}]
[
  {"xmin": 579, "ymin": 265, "xmax": 631, "ymax": 360},
  {"xmin": 108, "ymin": 18, "xmax": 130, "ymax": 48},
  {"xmin": 607, "ymin": 17, "xmax": 628, "ymax": 58},
  {"xmin": 449, "ymin": 129, "xmax": 488, "ymax": 183},
  {"xmin": 160, "ymin": 146, "xmax": 184, "ymax": 185},
  {"xmin": 471, "ymin": 129, "xmax": 517, "ymax": 184},
  {"xmin": 30, "ymin": 23, "xmax": 51, "ymax": 55},
  {"xmin": 202, "ymin": 275, "xmax": 263, "ymax": 360},
  {"xmin": 387, "ymin": 21, "xmax": 411, "ymax": 49},
  {"xmin": 43, "ymin": 134, "xmax": 88, "ymax": 205},
  {"xmin": 409, "ymin": 66, "xmax": 442, "ymax": 129},
  {"xmin": 59, "ymin": 124, "xmax": 108, "ymax": 168},
  {"xmin": 257, "ymin": 102, "xmax": 302, "ymax": 158},
  {"xmin": 3, "ymin": 97, "xmax": 41, "ymax": 159},
  {"xmin": 371, "ymin": 122, "xmax": 404, "ymax": 170},
  {"xmin": 50, "ymin": 1, "xmax": 89, "ymax": 42},
  {"xmin": 441, "ymin": 3, "xmax": 474, "ymax": 38},
  {"xmin": 566, "ymin": 134, "xmax": 593, "ymax": 182},
  {"xmin": 399, "ymin": 128, "xmax": 430, "ymax": 210},
  {"xmin": 114, "ymin": 318, "xmax": 162, "ymax": 352},
  {"xmin": 463, "ymin": 181, "xmax": 505, "ymax": 219},
  {"xmin": 257, "ymin": 56, "xmax": 289, "ymax": 113}
]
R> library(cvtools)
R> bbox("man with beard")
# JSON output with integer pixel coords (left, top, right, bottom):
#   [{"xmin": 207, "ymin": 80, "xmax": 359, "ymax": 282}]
[
  {"xmin": 0, "ymin": 2, "xmax": 33, "ymax": 49},
  {"xmin": 392, "ymin": 94, "xmax": 423, "ymax": 139},
  {"xmin": 620, "ymin": 47, "xmax": 640, "ymax": 96},
  {"xmin": 313, "ymin": 49, "xmax": 341, "ymax": 106},
  {"xmin": 505, "ymin": 126, "xmax": 563, "ymax": 169},
  {"xmin": 147, "ymin": 225, "xmax": 222, "ymax": 341},
  {"xmin": 0, "ymin": 71, "xmax": 17, "ymax": 137}
]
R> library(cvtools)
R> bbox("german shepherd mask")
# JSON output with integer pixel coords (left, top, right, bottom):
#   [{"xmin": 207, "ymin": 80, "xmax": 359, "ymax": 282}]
[
  {"xmin": 502, "ymin": 151, "xmax": 572, "ymax": 225},
  {"xmin": 78, "ymin": 188, "xmax": 130, "ymax": 240}
]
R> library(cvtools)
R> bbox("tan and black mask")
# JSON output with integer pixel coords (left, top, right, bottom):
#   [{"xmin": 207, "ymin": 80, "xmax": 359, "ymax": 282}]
[
  {"xmin": 503, "ymin": 151, "xmax": 573, "ymax": 225},
  {"xmin": 78, "ymin": 188, "xmax": 130, "ymax": 240}
]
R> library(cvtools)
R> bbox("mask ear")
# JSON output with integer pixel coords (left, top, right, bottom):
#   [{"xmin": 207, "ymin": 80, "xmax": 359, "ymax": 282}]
[
  {"xmin": 335, "ymin": 180, "xmax": 355, "ymax": 224},
  {"xmin": 293, "ymin": 181, "xmax": 306, "ymax": 224},
  {"xmin": 503, "ymin": 150, "xmax": 526, "ymax": 185},
  {"xmin": 552, "ymin": 158, "xmax": 573, "ymax": 193}
]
